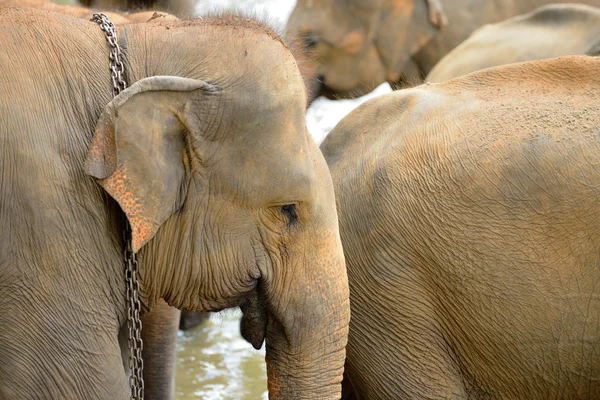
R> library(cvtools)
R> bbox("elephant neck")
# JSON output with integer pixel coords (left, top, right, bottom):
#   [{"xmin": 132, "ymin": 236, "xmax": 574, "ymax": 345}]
[{"xmin": 134, "ymin": 212, "xmax": 194, "ymax": 313}]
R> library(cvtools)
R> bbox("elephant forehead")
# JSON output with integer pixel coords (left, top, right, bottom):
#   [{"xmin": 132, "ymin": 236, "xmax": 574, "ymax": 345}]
[
  {"xmin": 212, "ymin": 125, "xmax": 315, "ymax": 204},
  {"xmin": 130, "ymin": 21, "xmax": 307, "ymax": 104}
]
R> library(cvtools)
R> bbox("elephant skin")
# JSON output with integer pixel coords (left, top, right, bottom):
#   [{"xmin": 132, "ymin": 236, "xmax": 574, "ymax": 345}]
[
  {"xmin": 321, "ymin": 55, "xmax": 600, "ymax": 399},
  {"xmin": 286, "ymin": 0, "xmax": 600, "ymax": 100},
  {"xmin": 427, "ymin": 4, "xmax": 600, "ymax": 82},
  {"xmin": 0, "ymin": 9, "xmax": 349, "ymax": 400}
]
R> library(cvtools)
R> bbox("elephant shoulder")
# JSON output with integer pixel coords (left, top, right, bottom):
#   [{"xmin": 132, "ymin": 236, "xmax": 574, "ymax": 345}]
[
  {"xmin": 327, "ymin": 55, "xmax": 600, "ymax": 215},
  {"xmin": 321, "ymin": 87, "xmax": 437, "ymax": 177},
  {"xmin": 321, "ymin": 84, "xmax": 453, "ymax": 211}
]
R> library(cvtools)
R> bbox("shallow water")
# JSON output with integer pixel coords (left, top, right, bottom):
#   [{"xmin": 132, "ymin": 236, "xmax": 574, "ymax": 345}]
[{"xmin": 175, "ymin": 310, "xmax": 268, "ymax": 400}]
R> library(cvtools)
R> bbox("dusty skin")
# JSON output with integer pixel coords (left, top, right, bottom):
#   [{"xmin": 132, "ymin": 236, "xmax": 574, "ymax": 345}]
[
  {"xmin": 427, "ymin": 4, "xmax": 600, "ymax": 82},
  {"xmin": 286, "ymin": 0, "xmax": 600, "ymax": 100},
  {"xmin": 0, "ymin": 8, "xmax": 349, "ymax": 400},
  {"xmin": 321, "ymin": 56, "xmax": 600, "ymax": 399}
]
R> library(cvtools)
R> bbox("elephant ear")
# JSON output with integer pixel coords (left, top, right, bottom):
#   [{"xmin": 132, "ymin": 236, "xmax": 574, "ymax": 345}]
[
  {"xmin": 85, "ymin": 76, "xmax": 218, "ymax": 252},
  {"xmin": 374, "ymin": 0, "xmax": 437, "ymax": 82}
]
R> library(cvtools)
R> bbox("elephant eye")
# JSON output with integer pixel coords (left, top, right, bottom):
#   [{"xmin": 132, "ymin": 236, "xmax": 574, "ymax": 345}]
[
  {"xmin": 303, "ymin": 32, "xmax": 320, "ymax": 49},
  {"xmin": 281, "ymin": 204, "xmax": 298, "ymax": 226}
]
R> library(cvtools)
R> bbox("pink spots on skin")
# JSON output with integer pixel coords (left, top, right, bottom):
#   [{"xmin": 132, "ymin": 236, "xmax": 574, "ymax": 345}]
[
  {"xmin": 85, "ymin": 121, "xmax": 117, "ymax": 179},
  {"xmin": 100, "ymin": 162, "xmax": 154, "ymax": 252}
]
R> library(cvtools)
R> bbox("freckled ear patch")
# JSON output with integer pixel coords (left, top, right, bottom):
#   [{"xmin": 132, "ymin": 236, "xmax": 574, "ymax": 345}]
[
  {"xmin": 266, "ymin": 365, "xmax": 282, "ymax": 397},
  {"xmin": 99, "ymin": 162, "xmax": 155, "ymax": 252},
  {"xmin": 85, "ymin": 118, "xmax": 117, "ymax": 179}
]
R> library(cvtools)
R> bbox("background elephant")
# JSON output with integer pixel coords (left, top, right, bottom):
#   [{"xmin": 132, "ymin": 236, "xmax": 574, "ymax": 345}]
[
  {"xmin": 321, "ymin": 55, "xmax": 600, "ymax": 398},
  {"xmin": 286, "ymin": 0, "xmax": 600, "ymax": 100},
  {"xmin": 0, "ymin": 0, "xmax": 177, "ymax": 22},
  {"xmin": 426, "ymin": 4, "xmax": 600, "ymax": 82},
  {"xmin": 77, "ymin": 0, "xmax": 195, "ymax": 17},
  {"xmin": 0, "ymin": 8, "xmax": 349, "ymax": 399}
]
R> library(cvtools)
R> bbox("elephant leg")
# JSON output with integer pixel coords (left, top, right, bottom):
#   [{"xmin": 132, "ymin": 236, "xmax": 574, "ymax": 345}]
[
  {"xmin": 179, "ymin": 311, "xmax": 210, "ymax": 330},
  {"xmin": 141, "ymin": 299, "xmax": 181, "ymax": 400}
]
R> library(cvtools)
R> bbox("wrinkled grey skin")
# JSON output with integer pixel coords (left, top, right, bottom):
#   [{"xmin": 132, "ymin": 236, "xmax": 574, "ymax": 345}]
[
  {"xmin": 322, "ymin": 56, "xmax": 600, "ymax": 399},
  {"xmin": 427, "ymin": 4, "xmax": 600, "ymax": 82},
  {"xmin": 0, "ymin": 8, "xmax": 349, "ymax": 400}
]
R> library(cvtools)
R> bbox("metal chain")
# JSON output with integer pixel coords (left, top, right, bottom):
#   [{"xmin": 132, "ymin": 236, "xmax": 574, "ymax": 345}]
[
  {"xmin": 124, "ymin": 225, "xmax": 145, "ymax": 400},
  {"xmin": 91, "ymin": 13, "xmax": 127, "ymax": 97},
  {"xmin": 91, "ymin": 13, "xmax": 144, "ymax": 400}
]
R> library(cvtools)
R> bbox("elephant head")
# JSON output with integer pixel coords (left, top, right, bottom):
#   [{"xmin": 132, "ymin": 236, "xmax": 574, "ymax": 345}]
[
  {"xmin": 84, "ymin": 18, "xmax": 350, "ymax": 399},
  {"xmin": 286, "ymin": 0, "xmax": 439, "ymax": 100}
]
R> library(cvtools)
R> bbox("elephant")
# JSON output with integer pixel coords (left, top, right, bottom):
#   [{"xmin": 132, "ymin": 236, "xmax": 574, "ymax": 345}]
[
  {"xmin": 77, "ymin": 0, "xmax": 196, "ymax": 18},
  {"xmin": 0, "ymin": 7, "xmax": 350, "ymax": 400},
  {"xmin": 286, "ymin": 0, "xmax": 600, "ymax": 101},
  {"xmin": 320, "ymin": 55, "xmax": 600, "ymax": 399},
  {"xmin": 0, "ymin": 4, "xmax": 312, "ymax": 397},
  {"xmin": 426, "ymin": 4, "xmax": 600, "ymax": 82},
  {"xmin": 0, "ymin": 0, "xmax": 177, "ymax": 22}
]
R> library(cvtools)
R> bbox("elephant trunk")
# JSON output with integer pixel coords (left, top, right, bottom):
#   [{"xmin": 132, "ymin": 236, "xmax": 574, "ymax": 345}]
[
  {"xmin": 264, "ymin": 228, "xmax": 350, "ymax": 399},
  {"xmin": 140, "ymin": 299, "xmax": 181, "ymax": 400}
]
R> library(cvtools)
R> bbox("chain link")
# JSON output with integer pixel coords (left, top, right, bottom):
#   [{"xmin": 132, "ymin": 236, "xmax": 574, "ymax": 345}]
[
  {"xmin": 124, "ymin": 225, "xmax": 145, "ymax": 400},
  {"xmin": 91, "ymin": 13, "xmax": 127, "ymax": 97},
  {"xmin": 91, "ymin": 13, "xmax": 144, "ymax": 400}
]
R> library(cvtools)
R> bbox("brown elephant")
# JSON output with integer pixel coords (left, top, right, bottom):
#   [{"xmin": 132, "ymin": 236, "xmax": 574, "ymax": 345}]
[
  {"xmin": 427, "ymin": 4, "xmax": 600, "ymax": 82},
  {"xmin": 287, "ymin": 0, "xmax": 600, "ymax": 100},
  {"xmin": 0, "ymin": 8, "xmax": 349, "ymax": 400},
  {"xmin": 321, "ymin": 55, "xmax": 600, "ymax": 399},
  {"xmin": 0, "ymin": 4, "xmax": 309, "ymax": 398},
  {"xmin": 0, "ymin": 0, "xmax": 177, "ymax": 22},
  {"xmin": 78, "ymin": 0, "xmax": 196, "ymax": 17}
]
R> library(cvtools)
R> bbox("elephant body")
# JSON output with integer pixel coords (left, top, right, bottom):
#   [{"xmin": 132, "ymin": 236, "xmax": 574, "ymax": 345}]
[
  {"xmin": 0, "ymin": 8, "xmax": 349, "ymax": 399},
  {"xmin": 321, "ymin": 56, "xmax": 600, "ymax": 399},
  {"xmin": 427, "ymin": 4, "xmax": 600, "ymax": 82},
  {"xmin": 287, "ymin": 0, "xmax": 600, "ymax": 99}
]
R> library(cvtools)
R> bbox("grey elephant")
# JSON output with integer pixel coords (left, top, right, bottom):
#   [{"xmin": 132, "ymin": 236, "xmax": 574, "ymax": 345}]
[
  {"xmin": 0, "ymin": 8, "xmax": 349, "ymax": 400},
  {"xmin": 321, "ymin": 55, "xmax": 600, "ymax": 399}
]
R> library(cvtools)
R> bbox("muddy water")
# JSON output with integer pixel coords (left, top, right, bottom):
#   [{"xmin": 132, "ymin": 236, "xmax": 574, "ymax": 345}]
[{"xmin": 175, "ymin": 310, "xmax": 268, "ymax": 399}]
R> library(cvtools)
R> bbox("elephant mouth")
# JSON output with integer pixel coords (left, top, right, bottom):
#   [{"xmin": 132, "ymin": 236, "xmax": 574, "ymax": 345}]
[{"xmin": 239, "ymin": 284, "xmax": 268, "ymax": 350}]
